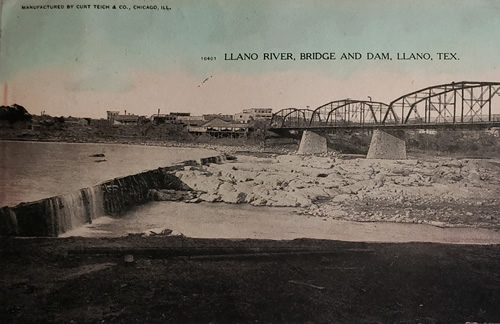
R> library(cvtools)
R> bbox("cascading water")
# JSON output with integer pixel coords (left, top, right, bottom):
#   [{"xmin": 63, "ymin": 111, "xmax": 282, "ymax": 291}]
[
  {"xmin": 55, "ymin": 186, "xmax": 105, "ymax": 234},
  {"xmin": 87, "ymin": 186, "xmax": 105, "ymax": 221}
]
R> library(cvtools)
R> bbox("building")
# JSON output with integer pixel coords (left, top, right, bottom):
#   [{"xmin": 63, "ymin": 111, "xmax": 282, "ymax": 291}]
[
  {"xmin": 107, "ymin": 111, "xmax": 119, "ymax": 122},
  {"xmin": 234, "ymin": 108, "xmax": 272, "ymax": 123},
  {"xmin": 151, "ymin": 112, "xmax": 195, "ymax": 124},
  {"xmin": 107, "ymin": 110, "xmax": 140, "ymax": 125},
  {"xmin": 244, "ymin": 108, "xmax": 273, "ymax": 119},
  {"xmin": 151, "ymin": 114, "xmax": 179, "ymax": 124},
  {"xmin": 188, "ymin": 117, "xmax": 250, "ymax": 138},
  {"xmin": 65, "ymin": 116, "xmax": 90, "ymax": 127},
  {"xmin": 177, "ymin": 115, "xmax": 204, "ymax": 126},
  {"xmin": 234, "ymin": 112, "xmax": 253, "ymax": 124},
  {"xmin": 170, "ymin": 112, "xmax": 191, "ymax": 117},
  {"xmin": 202, "ymin": 114, "xmax": 234, "ymax": 122}
]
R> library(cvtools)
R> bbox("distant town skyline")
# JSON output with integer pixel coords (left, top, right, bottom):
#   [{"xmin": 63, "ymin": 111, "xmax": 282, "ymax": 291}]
[{"xmin": 1, "ymin": 0, "xmax": 499, "ymax": 118}]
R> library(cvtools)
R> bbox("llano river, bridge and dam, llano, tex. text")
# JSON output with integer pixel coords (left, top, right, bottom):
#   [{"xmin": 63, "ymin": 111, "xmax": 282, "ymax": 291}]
[{"xmin": 222, "ymin": 52, "xmax": 459, "ymax": 61}]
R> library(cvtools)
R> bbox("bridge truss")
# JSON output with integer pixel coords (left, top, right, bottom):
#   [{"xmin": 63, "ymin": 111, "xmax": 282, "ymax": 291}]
[
  {"xmin": 270, "ymin": 81, "xmax": 500, "ymax": 130},
  {"xmin": 383, "ymin": 81, "xmax": 500, "ymax": 125},
  {"xmin": 309, "ymin": 100, "xmax": 394, "ymax": 127}
]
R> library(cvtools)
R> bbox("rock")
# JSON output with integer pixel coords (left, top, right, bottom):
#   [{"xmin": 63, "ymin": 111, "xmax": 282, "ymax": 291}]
[
  {"xmin": 149, "ymin": 189, "xmax": 199, "ymax": 201},
  {"xmin": 148, "ymin": 228, "xmax": 173, "ymax": 236},
  {"xmin": 176, "ymin": 171, "xmax": 222, "ymax": 193},
  {"xmin": 286, "ymin": 190, "xmax": 312, "ymax": 207},
  {"xmin": 468, "ymin": 171, "xmax": 481, "ymax": 182},
  {"xmin": 224, "ymin": 192, "xmax": 247, "ymax": 204},
  {"xmin": 199, "ymin": 193, "xmax": 220, "ymax": 202},
  {"xmin": 350, "ymin": 174, "xmax": 370, "ymax": 181},
  {"xmin": 440, "ymin": 161, "xmax": 462, "ymax": 168},
  {"xmin": 250, "ymin": 198, "xmax": 267, "ymax": 206},
  {"xmin": 340, "ymin": 180, "xmax": 375, "ymax": 194},
  {"xmin": 332, "ymin": 194, "xmax": 351, "ymax": 203},
  {"xmin": 399, "ymin": 159, "xmax": 419, "ymax": 166},
  {"xmin": 124, "ymin": 254, "xmax": 135, "ymax": 264},
  {"xmin": 218, "ymin": 182, "xmax": 236, "ymax": 194},
  {"xmin": 218, "ymin": 182, "xmax": 248, "ymax": 203},
  {"xmin": 267, "ymin": 191, "xmax": 301, "ymax": 207}
]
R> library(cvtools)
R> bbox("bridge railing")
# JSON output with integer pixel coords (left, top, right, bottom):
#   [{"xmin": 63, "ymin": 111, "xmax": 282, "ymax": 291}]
[{"xmin": 404, "ymin": 114, "xmax": 500, "ymax": 125}]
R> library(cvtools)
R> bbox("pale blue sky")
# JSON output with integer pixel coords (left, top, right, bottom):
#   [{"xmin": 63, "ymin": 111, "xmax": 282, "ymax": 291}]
[{"xmin": 1, "ymin": 0, "xmax": 499, "ymax": 117}]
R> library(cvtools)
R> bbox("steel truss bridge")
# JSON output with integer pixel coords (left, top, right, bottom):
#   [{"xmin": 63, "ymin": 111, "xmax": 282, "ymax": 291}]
[{"xmin": 269, "ymin": 82, "xmax": 500, "ymax": 132}]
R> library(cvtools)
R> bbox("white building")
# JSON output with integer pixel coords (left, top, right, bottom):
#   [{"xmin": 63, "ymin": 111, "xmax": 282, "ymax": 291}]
[{"xmin": 234, "ymin": 108, "xmax": 272, "ymax": 123}]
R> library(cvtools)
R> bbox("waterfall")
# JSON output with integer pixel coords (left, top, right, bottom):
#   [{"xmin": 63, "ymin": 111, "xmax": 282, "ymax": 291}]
[
  {"xmin": 55, "ymin": 185, "xmax": 105, "ymax": 234},
  {"xmin": 87, "ymin": 185, "xmax": 105, "ymax": 221}
]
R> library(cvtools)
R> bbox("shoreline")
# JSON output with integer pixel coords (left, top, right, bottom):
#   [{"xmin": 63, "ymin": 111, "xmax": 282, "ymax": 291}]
[
  {"xmin": 2, "ymin": 135, "xmax": 496, "ymax": 160},
  {"xmin": 0, "ymin": 136, "xmax": 297, "ymax": 157}
]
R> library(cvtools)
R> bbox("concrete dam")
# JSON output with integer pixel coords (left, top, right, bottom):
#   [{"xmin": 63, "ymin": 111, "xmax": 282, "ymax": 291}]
[{"xmin": 0, "ymin": 155, "xmax": 227, "ymax": 237}]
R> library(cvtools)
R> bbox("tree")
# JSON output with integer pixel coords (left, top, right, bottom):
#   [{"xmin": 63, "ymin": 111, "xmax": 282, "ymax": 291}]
[{"xmin": 0, "ymin": 104, "xmax": 32, "ymax": 123}]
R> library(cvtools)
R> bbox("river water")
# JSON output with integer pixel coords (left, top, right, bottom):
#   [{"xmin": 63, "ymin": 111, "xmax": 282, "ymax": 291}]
[
  {"xmin": 61, "ymin": 201, "xmax": 500, "ymax": 244},
  {"xmin": 0, "ymin": 140, "xmax": 213, "ymax": 207}
]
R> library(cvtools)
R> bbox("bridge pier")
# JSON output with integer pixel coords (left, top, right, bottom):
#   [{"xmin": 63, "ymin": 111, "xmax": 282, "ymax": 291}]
[
  {"xmin": 297, "ymin": 130, "xmax": 327, "ymax": 155},
  {"xmin": 367, "ymin": 130, "xmax": 406, "ymax": 160}
]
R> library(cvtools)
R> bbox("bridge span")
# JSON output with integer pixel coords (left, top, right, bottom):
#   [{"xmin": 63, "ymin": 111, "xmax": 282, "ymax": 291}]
[
  {"xmin": 270, "ymin": 81, "xmax": 500, "ymax": 132},
  {"xmin": 268, "ymin": 81, "xmax": 500, "ymax": 159}
]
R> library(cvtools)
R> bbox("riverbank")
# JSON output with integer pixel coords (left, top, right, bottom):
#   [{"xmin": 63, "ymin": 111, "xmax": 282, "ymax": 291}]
[
  {"xmin": 0, "ymin": 135, "xmax": 301, "ymax": 159},
  {"xmin": 2, "ymin": 236, "xmax": 500, "ymax": 323},
  {"xmin": 173, "ymin": 153, "xmax": 500, "ymax": 230}
]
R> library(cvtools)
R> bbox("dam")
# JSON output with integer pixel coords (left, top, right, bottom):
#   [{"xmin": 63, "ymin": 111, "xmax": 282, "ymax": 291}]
[{"xmin": 0, "ymin": 141, "xmax": 214, "ymax": 236}]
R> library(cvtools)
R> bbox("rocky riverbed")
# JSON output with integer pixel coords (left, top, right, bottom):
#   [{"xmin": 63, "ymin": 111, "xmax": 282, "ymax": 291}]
[{"xmin": 172, "ymin": 153, "xmax": 500, "ymax": 229}]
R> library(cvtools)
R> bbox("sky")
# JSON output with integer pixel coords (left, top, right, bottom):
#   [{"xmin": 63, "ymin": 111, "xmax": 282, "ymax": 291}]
[{"xmin": 0, "ymin": 0, "xmax": 499, "ymax": 118}]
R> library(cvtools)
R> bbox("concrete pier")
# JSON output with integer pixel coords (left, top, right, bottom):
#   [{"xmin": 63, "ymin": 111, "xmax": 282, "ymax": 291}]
[
  {"xmin": 367, "ymin": 130, "xmax": 406, "ymax": 160},
  {"xmin": 297, "ymin": 131, "xmax": 328, "ymax": 155}
]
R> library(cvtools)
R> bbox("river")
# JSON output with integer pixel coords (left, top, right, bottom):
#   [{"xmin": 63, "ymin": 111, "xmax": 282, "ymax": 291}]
[
  {"xmin": 61, "ymin": 201, "xmax": 500, "ymax": 244},
  {"xmin": 0, "ymin": 140, "xmax": 213, "ymax": 207}
]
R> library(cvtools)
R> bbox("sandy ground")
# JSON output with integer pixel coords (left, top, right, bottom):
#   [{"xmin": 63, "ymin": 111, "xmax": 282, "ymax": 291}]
[{"xmin": 173, "ymin": 152, "xmax": 500, "ymax": 229}]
